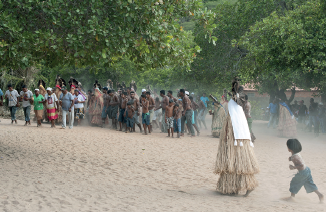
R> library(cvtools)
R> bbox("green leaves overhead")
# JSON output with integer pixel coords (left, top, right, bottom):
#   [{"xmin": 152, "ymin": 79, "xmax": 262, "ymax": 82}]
[
  {"xmin": 0, "ymin": 0, "xmax": 216, "ymax": 69},
  {"xmin": 239, "ymin": 0, "xmax": 326, "ymax": 92}
]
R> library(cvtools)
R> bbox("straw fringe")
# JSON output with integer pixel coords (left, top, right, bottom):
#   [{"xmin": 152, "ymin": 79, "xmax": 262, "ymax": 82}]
[
  {"xmin": 216, "ymin": 173, "xmax": 258, "ymax": 194},
  {"xmin": 214, "ymin": 114, "xmax": 259, "ymax": 194}
]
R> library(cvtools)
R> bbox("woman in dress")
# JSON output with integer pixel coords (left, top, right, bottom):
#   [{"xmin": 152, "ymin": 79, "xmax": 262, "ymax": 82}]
[{"xmin": 278, "ymin": 101, "xmax": 297, "ymax": 138}]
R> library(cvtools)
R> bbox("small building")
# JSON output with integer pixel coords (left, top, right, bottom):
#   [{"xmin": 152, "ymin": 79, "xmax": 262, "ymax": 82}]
[{"xmin": 244, "ymin": 85, "xmax": 321, "ymax": 107}]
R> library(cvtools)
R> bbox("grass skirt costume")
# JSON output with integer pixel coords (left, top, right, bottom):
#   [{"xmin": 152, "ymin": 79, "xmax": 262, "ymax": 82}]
[
  {"xmin": 211, "ymin": 99, "xmax": 228, "ymax": 138},
  {"xmin": 214, "ymin": 98, "xmax": 259, "ymax": 194},
  {"xmin": 278, "ymin": 104, "xmax": 297, "ymax": 138}
]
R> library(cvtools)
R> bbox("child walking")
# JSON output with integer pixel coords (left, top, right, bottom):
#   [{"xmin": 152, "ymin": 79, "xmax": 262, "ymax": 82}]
[
  {"xmin": 124, "ymin": 102, "xmax": 135, "ymax": 133},
  {"xmin": 287, "ymin": 139, "xmax": 324, "ymax": 203}
]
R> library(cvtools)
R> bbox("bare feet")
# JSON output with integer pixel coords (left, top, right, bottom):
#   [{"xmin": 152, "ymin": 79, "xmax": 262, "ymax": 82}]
[
  {"xmin": 244, "ymin": 189, "xmax": 253, "ymax": 197},
  {"xmin": 15, "ymin": 120, "xmax": 17, "ymax": 124},
  {"xmin": 319, "ymin": 194, "xmax": 324, "ymax": 203},
  {"xmin": 282, "ymin": 196, "xmax": 296, "ymax": 202}
]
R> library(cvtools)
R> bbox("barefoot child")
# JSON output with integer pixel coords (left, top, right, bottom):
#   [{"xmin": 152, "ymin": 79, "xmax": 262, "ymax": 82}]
[
  {"xmin": 124, "ymin": 102, "xmax": 135, "ymax": 133},
  {"xmin": 165, "ymin": 99, "xmax": 174, "ymax": 137},
  {"xmin": 287, "ymin": 139, "xmax": 324, "ymax": 203},
  {"xmin": 141, "ymin": 94, "xmax": 150, "ymax": 135},
  {"xmin": 173, "ymin": 103, "xmax": 182, "ymax": 138}
]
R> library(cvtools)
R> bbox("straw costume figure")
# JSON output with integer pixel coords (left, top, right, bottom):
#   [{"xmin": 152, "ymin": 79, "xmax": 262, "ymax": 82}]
[
  {"xmin": 214, "ymin": 77, "xmax": 259, "ymax": 196},
  {"xmin": 210, "ymin": 90, "xmax": 228, "ymax": 138}
]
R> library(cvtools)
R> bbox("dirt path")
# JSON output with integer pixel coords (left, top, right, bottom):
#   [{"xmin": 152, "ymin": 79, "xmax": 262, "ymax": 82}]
[{"xmin": 0, "ymin": 118, "xmax": 325, "ymax": 211}]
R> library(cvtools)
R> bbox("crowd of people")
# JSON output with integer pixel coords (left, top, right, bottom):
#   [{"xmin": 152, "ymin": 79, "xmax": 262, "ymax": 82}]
[
  {"xmin": 268, "ymin": 98, "xmax": 326, "ymax": 137},
  {"xmin": 0, "ymin": 80, "xmax": 216, "ymax": 138}
]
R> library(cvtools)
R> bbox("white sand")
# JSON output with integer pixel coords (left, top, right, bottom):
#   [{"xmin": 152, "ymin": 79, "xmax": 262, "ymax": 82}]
[{"xmin": 0, "ymin": 118, "xmax": 325, "ymax": 211}]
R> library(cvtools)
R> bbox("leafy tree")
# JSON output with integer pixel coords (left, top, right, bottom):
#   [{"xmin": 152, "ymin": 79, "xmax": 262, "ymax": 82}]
[
  {"xmin": 190, "ymin": 0, "xmax": 279, "ymax": 93},
  {"xmin": 238, "ymin": 0, "xmax": 326, "ymax": 102},
  {"xmin": 0, "ymin": 0, "xmax": 215, "ymax": 70}
]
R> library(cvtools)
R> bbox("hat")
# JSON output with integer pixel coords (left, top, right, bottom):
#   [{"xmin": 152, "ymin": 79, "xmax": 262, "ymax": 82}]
[
  {"xmin": 61, "ymin": 86, "xmax": 67, "ymax": 91},
  {"xmin": 46, "ymin": 87, "xmax": 52, "ymax": 91},
  {"xmin": 142, "ymin": 89, "xmax": 146, "ymax": 92},
  {"xmin": 191, "ymin": 92, "xmax": 194, "ymax": 95},
  {"xmin": 34, "ymin": 88, "xmax": 39, "ymax": 91},
  {"xmin": 185, "ymin": 91, "xmax": 189, "ymax": 96},
  {"xmin": 71, "ymin": 84, "xmax": 76, "ymax": 89}
]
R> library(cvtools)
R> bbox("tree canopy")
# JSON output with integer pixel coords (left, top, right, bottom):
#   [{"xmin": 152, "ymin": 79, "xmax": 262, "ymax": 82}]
[
  {"xmin": 238, "ymin": 0, "xmax": 326, "ymax": 99},
  {"xmin": 0, "ymin": 0, "xmax": 215, "ymax": 70}
]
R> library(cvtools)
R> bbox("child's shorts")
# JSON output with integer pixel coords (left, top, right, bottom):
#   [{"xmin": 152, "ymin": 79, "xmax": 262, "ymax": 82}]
[
  {"xmin": 127, "ymin": 118, "xmax": 134, "ymax": 128},
  {"xmin": 290, "ymin": 167, "xmax": 318, "ymax": 194},
  {"xmin": 142, "ymin": 113, "xmax": 150, "ymax": 126}
]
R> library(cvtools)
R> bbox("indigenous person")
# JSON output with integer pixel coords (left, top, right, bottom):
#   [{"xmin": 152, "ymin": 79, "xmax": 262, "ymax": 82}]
[
  {"xmin": 139, "ymin": 89, "xmax": 147, "ymax": 105},
  {"xmin": 307, "ymin": 98, "xmax": 319, "ymax": 135},
  {"xmin": 297, "ymin": 100, "xmax": 307, "ymax": 126},
  {"xmin": 73, "ymin": 89, "xmax": 85, "ymax": 126},
  {"xmin": 167, "ymin": 90, "xmax": 178, "ymax": 103},
  {"xmin": 278, "ymin": 100, "xmax": 297, "ymax": 138},
  {"xmin": 214, "ymin": 77, "xmax": 259, "ymax": 196},
  {"xmin": 5, "ymin": 84, "xmax": 20, "ymax": 124},
  {"xmin": 209, "ymin": 95, "xmax": 228, "ymax": 138},
  {"xmin": 44, "ymin": 87, "xmax": 59, "ymax": 128},
  {"xmin": 33, "ymin": 88, "xmax": 45, "ymax": 127},
  {"xmin": 20, "ymin": 85, "xmax": 33, "ymax": 126},
  {"xmin": 292, "ymin": 100, "xmax": 299, "ymax": 117},
  {"xmin": 173, "ymin": 103, "xmax": 182, "ymax": 138},
  {"xmin": 89, "ymin": 88, "xmax": 103, "ymax": 126},
  {"xmin": 101, "ymin": 87, "xmax": 110, "ymax": 128},
  {"xmin": 189, "ymin": 96, "xmax": 200, "ymax": 136},
  {"xmin": 244, "ymin": 95, "xmax": 256, "ymax": 142},
  {"xmin": 154, "ymin": 90, "xmax": 169, "ymax": 133},
  {"xmin": 108, "ymin": 90, "xmax": 119, "ymax": 129},
  {"xmin": 197, "ymin": 96, "xmax": 207, "ymax": 129},
  {"xmin": 318, "ymin": 103, "xmax": 325, "ymax": 133},
  {"xmin": 152, "ymin": 97, "xmax": 162, "ymax": 129},
  {"xmin": 130, "ymin": 91, "xmax": 142, "ymax": 132},
  {"xmin": 286, "ymin": 139, "xmax": 324, "ymax": 203},
  {"xmin": 59, "ymin": 86, "xmax": 75, "ymax": 129},
  {"xmin": 268, "ymin": 99, "xmax": 279, "ymax": 129},
  {"xmin": 199, "ymin": 93, "xmax": 209, "ymax": 125},
  {"xmin": 0, "ymin": 88, "xmax": 3, "ymax": 122},
  {"xmin": 141, "ymin": 94, "xmax": 150, "ymax": 135},
  {"xmin": 124, "ymin": 101, "xmax": 135, "ymax": 133},
  {"xmin": 146, "ymin": 91, "xmax": 155, "ymax": 132},
  {"xmin": 165, "ymin": 99, "xmax": 175, "ymax": 137},
  {"xmin": 179, "ymin": 89, "xmax": 195, "ymax": 137},
  {"xmin": 118, "ymin": 92, "xmax": 128, "ymax": 131}
]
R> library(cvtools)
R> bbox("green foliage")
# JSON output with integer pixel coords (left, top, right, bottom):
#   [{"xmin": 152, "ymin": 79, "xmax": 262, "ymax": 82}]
[
  {"xmin": 190, "ymin": 0, "xmax": 278, "ymax": 94},
  {"xmin": 239, "ymin": 0, "xmax": 326, "ymax": 95},
  {"xmin": 0, "ymin": 0, "xmax": 216, "ymax": 70}
]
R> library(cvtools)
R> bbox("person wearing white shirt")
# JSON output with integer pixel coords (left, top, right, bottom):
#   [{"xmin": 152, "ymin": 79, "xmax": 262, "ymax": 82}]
[
  {"xmin": 73, "ymin": 89, "xmax": 85, "ymax": 126},
  {"xmin": 5, "ymin": 84, "xmax": 20, "ymax": 124},
  {"xmin": 44, "ymin": 87, "xmax": 59, "ymax": 128},
  {"xmin": 20, "ymin": 85, "xmax": 33, "ymax": 126}
]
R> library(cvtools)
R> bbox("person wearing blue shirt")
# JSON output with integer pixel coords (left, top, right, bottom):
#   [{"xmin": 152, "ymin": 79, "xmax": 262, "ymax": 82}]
[
  {"xmin": 199, "ymin": 93, "xmax": 209, "ymax": 128},
  {"xmin": 59, "ymin": 86, "xmax": 75, "ymax": 129},
  {"xmin": 268, "ymin": 99, "xmax": 279, "ymax": 128},
  {"xmin": 200, "ymin": 93, "xmax": 209, "ymax": 108}
]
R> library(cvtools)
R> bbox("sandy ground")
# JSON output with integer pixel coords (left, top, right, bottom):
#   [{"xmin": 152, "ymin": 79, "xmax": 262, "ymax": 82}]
[{"xmin": 0, "ymin": 117, "xmax": 325, "ymax": 212}]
